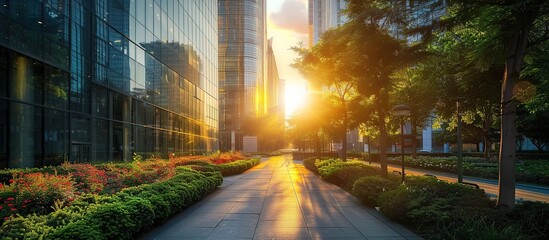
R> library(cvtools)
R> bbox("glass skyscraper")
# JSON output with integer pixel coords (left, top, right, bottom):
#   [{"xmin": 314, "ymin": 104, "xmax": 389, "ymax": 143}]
[
  {"xmin": 218, "ymin": 0, "xmax": 266, "ymax": 151},
  {"xmin": 0, "ymin": 0, "xmax": 218, "ymax": 168}
]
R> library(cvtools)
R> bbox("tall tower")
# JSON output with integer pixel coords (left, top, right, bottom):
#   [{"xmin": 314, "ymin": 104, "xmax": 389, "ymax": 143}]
[
  {"xmin": 218, "ymin": 0, "xmax": 267, "ymax": 151},
  {"xmin": 308, "ymin": 0, "xmax": 347, "ymax": 46}
]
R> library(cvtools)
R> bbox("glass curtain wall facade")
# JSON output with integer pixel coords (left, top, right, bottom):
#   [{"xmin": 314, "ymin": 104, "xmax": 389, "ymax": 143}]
[
  {"xmin": 218, "ymin": 0, "xmax": 266, "ymax": 151},
  {"xmin": 0, "ymin": 0, "xmax": 218, "ymax": 169},
  {"xmin": 308, "ymin": 0, "xmax": 347, "ymax": 46}
]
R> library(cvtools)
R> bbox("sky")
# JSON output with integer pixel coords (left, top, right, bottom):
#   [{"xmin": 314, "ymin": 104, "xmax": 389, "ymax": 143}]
[{"xmin": 266, "ymin": 0, "xmax": 309, "ymax": 118}]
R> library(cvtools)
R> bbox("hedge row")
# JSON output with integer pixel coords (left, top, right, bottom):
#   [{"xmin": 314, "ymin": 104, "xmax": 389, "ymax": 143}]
[
  {"xmin": 216, "ymin": 158, "xmax": 261, "ymax": 176},
  {"xmin": 312, "ymin": 158, "xmax": 381, "ymax": 190},
  {"xmin": 379, "ymin": 156, "xmax": 549, "ymax": 185},
  {"xmin": 304, "ymin": 158, "xmax": 549, "ymax": 240},
  {"xmin": 0, "ymin": 167, "xmax": 223, "ymax": 240}
]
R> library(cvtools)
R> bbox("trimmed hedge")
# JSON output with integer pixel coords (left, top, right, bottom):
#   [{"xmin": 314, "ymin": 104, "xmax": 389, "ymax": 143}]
[
  {"xmin": 303, "ymin": 158, "xmax": 549, "ymax": 239},
  {"xmin": 352, "ymin": 176, "xmax": 399, "ymax": 206},
  {"xmin": 379, "ymin": 156, "xmax": 549, "ymax": 186},
  {"xmin": 303, "ymin": 157, "xmax": 320, "ymax": 174},
  {"xmin": 314, "ymin": 159, "xmax": 381, "ymax": 190},
  {"xmin": 0, "ymin": 168, "xmax": 223, "ymax": 239},
  {"xmin": 377, "ymin": 176, "xmax": 548, "ymax": 239},
  {"xmin": 216, "ymin": 158, "xmax": 260, "ymax": 176}
]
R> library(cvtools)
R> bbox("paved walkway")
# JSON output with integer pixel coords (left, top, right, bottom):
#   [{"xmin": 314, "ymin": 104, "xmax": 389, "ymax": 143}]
[
  {"xmin": 140, "ymin": 155, "xmax": 422, "ymax": 240},
  {"xmin": 366, "ymin": 162, "xmax": 549, "ymax": 202}
]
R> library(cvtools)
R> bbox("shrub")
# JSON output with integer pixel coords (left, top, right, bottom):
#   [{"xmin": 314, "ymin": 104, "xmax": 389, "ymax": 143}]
[
  {"xmin": 425, "ymin": 213, "xmax": 524, "ymax": 240},
  {"xmin": 217, "ymin": 158, "xmax": 260, "ymax": 176},
  {"xmin": 47, "ymin": 219, "xmax": 103, "ymax": 240},
  {"xmin": 507, "ymin": 201, "xmax": 549, "ymax": 239},
  {"xmin": 303, "ymin": 157, "xmax": 319, "ymax": 174},
  {"xmin": 1, "ymin": 172, "xmax": 74, "ymax": 223},
  {"xmin": 0, "ymin": 214, "xmax": 52, "ymax": 240},
  {"xmin": 61, "ymin": 163, "xmax": 107, "ymax": 194},
  {"xmin": 0, "ymin": 167, "xmax": 224, "ymax": 239},
  {"xmin": 378, "ymin": 185, "xmax": 419, "ymax": 222},
  {"xmin": 352, "ymin": 176, "xmax": 399, "ymax": 206},
  {"xmin": 317, "ymin": 160, "xmax": 381, "ymax": 189},
  {"xmin": 315, "ymin": 158, "xmax": 341, "ymax": 169}
]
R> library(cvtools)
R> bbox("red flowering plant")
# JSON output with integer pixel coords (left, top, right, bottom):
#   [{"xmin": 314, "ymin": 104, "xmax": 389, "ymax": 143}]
[
  {"xmin": 210, "ymin": 152, "xmax": 246, "ymax": 165},
  {"xmin": 0, "ymin": 172, "xmax": 74, "ymax": 224},
  {"xmin": 61, "ymin": 163, "xmax": 107, "ymax": 194}
]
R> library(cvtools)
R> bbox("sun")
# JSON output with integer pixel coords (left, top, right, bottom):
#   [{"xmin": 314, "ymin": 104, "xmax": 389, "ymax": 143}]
[{"xmin": 285, "ymin": 79, "xmax": 308, "ymax": 119}]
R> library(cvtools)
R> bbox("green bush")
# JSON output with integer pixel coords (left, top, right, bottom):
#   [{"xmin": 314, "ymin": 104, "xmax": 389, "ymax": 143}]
[
  {"xmin": 352, "ymin": 176, "xmax": 399, "ymax": 206},
  {"xmin": 47, "ymin": 220, "xmax": 103, "ymax": 240},
  {"xmin": 0, "ymin": 168, "xmax": 223, "ymax": 239},
  {"xmin": 0, "ymin": 214, "xmax": 52, "ymax": 240},
  {"xmin": 507, "ymin": 201, "xmax": 549, "ymax": 239},
  {"xmin": 316, "ymin": 160, "xmax": 381, "ymax": 189},
  {"xmin": 425, "ymin": 213, "xmax": 524, "ymax": 240},
  {"xmin": 303, "ymin": 157, "xmax": 319, "ymax": 174},
  {"xmin": 378, "ymin": 185, "xmax": 419, "ymax": 222},
  {"xmin": 217, "ymin": 158, "xmax": 260, "ymax": 176},
  {"xmin": 315, "ymin": 158, "xmax": 341, "ymax": 169}
]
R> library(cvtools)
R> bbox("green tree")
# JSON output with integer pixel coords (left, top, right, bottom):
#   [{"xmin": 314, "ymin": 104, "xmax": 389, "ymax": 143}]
[
  {"xmin": 291, "ymin": 27, "xmax": 362, "ymax": 162},
  {"xmin": 390, "ymin": 67, "xmax": 438, "ymax": 158},
  {"xmin": 385, "ymin": 0, "xmax": 549, "ymax": 209},
  {"xmin": 344, "ymin": 1, "xmax": 414, "ymax": 176}
]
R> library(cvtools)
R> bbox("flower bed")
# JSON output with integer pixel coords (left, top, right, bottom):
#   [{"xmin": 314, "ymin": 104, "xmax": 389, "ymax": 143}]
[
  {"xmin": 0, "ymin": 167, "xmax": 223, "ymax": 239},
  {"xmin": 0, "ymin": 152, "xmax": 257, "ymax": 228},
  {"xmin": 304, "ymin": 158, "xmax": 549, "ymax": 240}
]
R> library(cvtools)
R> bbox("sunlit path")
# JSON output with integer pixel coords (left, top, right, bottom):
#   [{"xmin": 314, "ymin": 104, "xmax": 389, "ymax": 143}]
[{"xmin": 140, "ymin": 155, "xmax": 422, "ymax": 239}]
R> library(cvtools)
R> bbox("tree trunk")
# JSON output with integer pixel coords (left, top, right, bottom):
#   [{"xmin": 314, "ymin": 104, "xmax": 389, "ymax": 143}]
[
  {"xmin": 411, "ymin": 114, "xmax": 417, "ymax": 159},
  {"xmin": 497, "ymin": 8, "xmax": 538, "ymax": 209},
  {"xmin": 377, "ymin": 96, "xmax": 388, "ymax": 177},
  {"xmin": 483, "ymin": 104, "xmax": 492, "ymax": 160},
  {"xmin": 341, "ymin": 116, "xmax": 348, "ymax": 162},
  {"xmin": 314, "ymin": 132, "xmax": 321, "ymax": 159}
]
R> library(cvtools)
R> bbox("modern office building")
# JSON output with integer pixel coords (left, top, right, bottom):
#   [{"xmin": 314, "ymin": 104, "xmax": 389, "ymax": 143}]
[
  {"xmin": 266, "ymin": 38, "xmax": 282, "ymax": 118},
  {"xmin": 308, "ymin": 0, "xmax": 347, "ymax": 46},
  {"xmin": 218, "ymin": 0, "xmax": 267, "ymax": 151},
  {"xmin": 0, "ymin": 0, "xmax": 219, "ymax": 169},
  {"xmin": 265, "ymin": 37, "xmax": 284, "ymax": 151}
]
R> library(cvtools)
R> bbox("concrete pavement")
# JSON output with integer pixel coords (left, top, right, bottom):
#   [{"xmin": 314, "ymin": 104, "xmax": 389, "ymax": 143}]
[{"xmin": 140, "ymin": 155, "xmax": 422, "ymax": 240}]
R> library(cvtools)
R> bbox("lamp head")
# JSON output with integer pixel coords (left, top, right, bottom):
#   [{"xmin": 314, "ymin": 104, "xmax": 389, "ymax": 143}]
[{"xmin": 391, "ymin": 104, "xmax": 411, "ymax": 117}]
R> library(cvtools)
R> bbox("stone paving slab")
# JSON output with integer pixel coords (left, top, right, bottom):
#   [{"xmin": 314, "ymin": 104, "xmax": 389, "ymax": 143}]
[{"xmin": 139, "ymin": 155, "xmax": 423, "ymax": 240}]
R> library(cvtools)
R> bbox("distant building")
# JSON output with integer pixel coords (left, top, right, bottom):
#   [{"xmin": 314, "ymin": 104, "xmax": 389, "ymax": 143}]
[
  {"xmin": 308, "ymin": 0, "xmax": 347, "ymax": 46},
  {"xmin": 0, "ymin": 0, "xmax": 218, "ymax": 168},
  {"xmin": 265, "ymin": 38, "xmax": 284, "ymax": 151},
  {"xmin": 218, "ymin": 0, "xmax": 268, "ymax": 151}
]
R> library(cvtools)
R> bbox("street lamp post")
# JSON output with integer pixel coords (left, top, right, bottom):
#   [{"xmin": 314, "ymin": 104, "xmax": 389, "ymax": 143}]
[
  {"xmin": 454, "ymin": 97, "xmax": 466, "ymax": 183},
  {"xmin": 392, "ymin": 104, "xmax": 411, "ymax": 183}
]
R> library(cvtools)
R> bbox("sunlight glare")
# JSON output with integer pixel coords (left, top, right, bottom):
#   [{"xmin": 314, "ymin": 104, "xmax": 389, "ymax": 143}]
[{"xmin": 285, "ymin": 80, "xmax": 308, "ymax": 119}]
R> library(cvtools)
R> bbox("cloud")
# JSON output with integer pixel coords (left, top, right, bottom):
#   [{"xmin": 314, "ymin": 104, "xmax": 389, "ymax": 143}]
[{"xmin": 269, "ymin": 0, "xmax": 308, "ymax": 35}]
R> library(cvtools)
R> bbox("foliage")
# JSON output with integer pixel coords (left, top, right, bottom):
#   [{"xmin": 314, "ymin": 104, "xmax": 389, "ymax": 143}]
[
  {"xmin": 0, "ymin": 168, "xmax": 224, "ymax": 239},
  {"xmin": 374, "ymin": 175, "xmax": 549, "ymax": 239},
  {"xmin": 386, "ymin": 156, "xmax": 549, "ymax": 185},
  {"xmin": 0, "ymin": 152, "xmax": 251, "ymax": 226},
  {"xmin": 302, "ymin": 157, "xmax": 319, "ymax": 174},
  {"xmin": 216, "ymin": 158, "xmax": 260, "ymax": 176},
  {"xmin": 352, "ymin": 176, "xmax": 399, "ymax": 206},
  {"xmin": 313, "ymin": 159, "xmax": 381, "ymax": 190},
  {"xmin": 377, "ymin": 185, "xmax": 418, "ymax": 222},
  {"xmin": 0, "ymin": 172, "xmax": 74, "ymax": 222}
]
